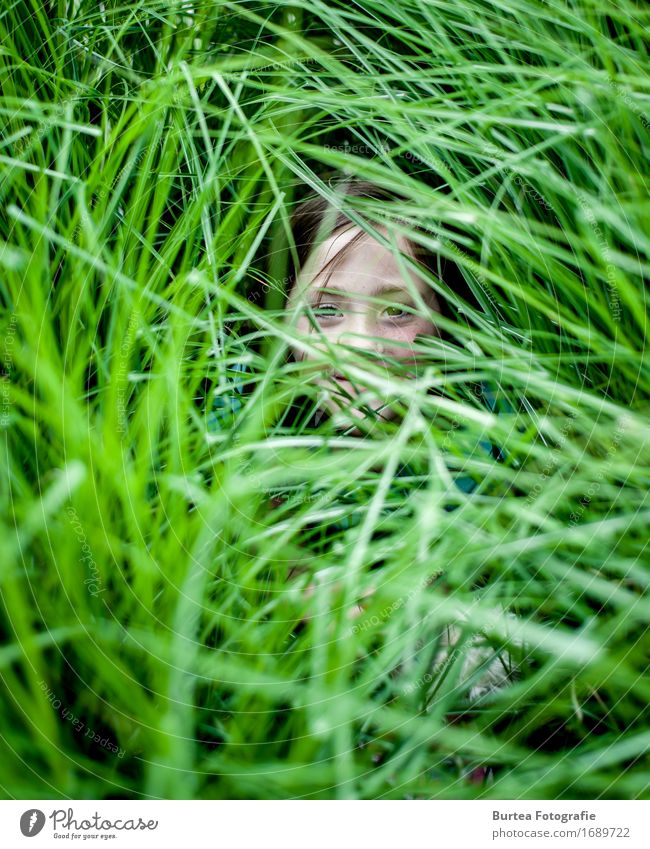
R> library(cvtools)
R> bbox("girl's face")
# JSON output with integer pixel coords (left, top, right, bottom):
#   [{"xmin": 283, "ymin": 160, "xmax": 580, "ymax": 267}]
[{"xmin": 286, "ymin": 225, "xmax": 440, "ymax": 424}]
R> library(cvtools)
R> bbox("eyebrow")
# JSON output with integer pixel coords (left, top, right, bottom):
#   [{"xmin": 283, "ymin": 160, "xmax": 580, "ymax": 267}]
[{"xmin": 309, "ymin": 283, "xmax": 409, "ymax": 301}]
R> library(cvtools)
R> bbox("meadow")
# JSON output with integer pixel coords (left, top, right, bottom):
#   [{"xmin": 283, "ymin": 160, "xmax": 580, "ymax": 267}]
[{"xmin": 0, "ymin": 0, "xmax": 649, "ymax": 799}]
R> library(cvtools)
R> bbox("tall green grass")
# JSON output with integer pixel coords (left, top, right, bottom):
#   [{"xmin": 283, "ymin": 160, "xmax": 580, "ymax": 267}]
[{"xmin": 0, "ymin": 0, "xmax": 649, "ymax": 799}]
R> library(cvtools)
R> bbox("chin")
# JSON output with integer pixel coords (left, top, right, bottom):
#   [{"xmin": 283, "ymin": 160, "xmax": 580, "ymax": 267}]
[
  {"xmin": 319, "ymin": 393, "xmax": 397, "ymax": 431},
  {"xmin": 314, "ymin": 374, "xmax": 401, "ymax": 428}
]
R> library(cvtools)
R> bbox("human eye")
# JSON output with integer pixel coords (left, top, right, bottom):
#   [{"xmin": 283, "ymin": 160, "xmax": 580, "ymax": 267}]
[
  {"xmin": 382, "ymin": 303, "xmax": 412, "ymax": 320},
  {"xmin": 312, "ymin": 302, "xmax": 344, "ymax": 321}
]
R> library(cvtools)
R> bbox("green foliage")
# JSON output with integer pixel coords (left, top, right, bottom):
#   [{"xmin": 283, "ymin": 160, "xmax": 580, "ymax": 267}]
[{"xmin": 0, "ymin": 0, "xmax": 649, "ymax": 799}]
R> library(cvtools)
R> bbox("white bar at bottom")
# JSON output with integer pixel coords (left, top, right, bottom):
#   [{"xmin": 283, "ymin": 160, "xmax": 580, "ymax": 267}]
[{"xmin": 1, "ymin": 800, "xmax": 647, "ymax": 849}]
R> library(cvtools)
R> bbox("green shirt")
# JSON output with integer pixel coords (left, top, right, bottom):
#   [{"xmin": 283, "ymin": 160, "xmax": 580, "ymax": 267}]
[{"xmin": 205, "ymin": 361, "xmax": 509, "ymax": 532}]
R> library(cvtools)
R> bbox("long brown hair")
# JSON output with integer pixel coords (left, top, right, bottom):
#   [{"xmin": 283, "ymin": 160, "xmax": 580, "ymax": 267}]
[
  {"xmin": 280, "ymin": 176, "xmax": 477, "ymax": 339},
  {"xmin": 241, "ymin": 177, "xmax": 479, "ymax": 430}
]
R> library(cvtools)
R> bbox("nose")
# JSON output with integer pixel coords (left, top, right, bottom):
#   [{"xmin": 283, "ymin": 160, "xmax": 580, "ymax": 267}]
[
  {"xmin": 335, "ymin": 312, "xmax": 378, "ymax": 354},
  {"xmin": 336, "ymin": 330, "xmax": 376, "ymax": 352},
  {"xmin": 334, "ymin": 330, "xmax": 390, "ymax": 382}
]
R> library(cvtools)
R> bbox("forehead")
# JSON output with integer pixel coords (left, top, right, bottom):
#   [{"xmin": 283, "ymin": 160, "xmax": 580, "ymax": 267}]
[{"xmin": 289, "ymin": 225, "xmax": 425, "ymax": 304}]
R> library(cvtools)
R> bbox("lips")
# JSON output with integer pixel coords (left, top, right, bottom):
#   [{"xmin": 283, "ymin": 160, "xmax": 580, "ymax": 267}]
[
  {"xmin": 332, "ymin": 374, "xmax": 354, "ymax": 389},
  {"xmin": 327, "ymin": 374, "xmax": 359, "ymax": 399}
]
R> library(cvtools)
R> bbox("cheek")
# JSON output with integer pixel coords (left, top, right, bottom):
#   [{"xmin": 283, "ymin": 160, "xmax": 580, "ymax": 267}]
[
  {"xmin": 382, "ymin": 319, "xmax": 436, "ymax": 360},
  {"xmin": 295, "ymin": 315, "xmax": 309, "ymax": 339},
  {"xmin": 291, "ymin": 315, "xmax": 315, "ymax": 360},
  {"xmin": 290, "ymin": 316, "xmax": 337, "ymax": 367}
]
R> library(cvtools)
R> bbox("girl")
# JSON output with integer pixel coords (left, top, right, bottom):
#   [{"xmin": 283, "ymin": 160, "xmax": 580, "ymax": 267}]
[
  {"xmin": 280, "ymin": 175, "xmax": 516, "ymax": 683},
  {"xmin": 207, "ymin": 176, "xmax": 517, "ymax": 784},
  {"xmin": 283, "ymin": 179, "xmax": 443, "ymax": 431}
]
